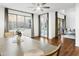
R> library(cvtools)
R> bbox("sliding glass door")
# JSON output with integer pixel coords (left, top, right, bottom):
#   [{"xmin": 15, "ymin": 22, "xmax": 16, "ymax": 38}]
[{"xmin": 39, "ymin": 13, "xmax": 48, "ymax": 38}]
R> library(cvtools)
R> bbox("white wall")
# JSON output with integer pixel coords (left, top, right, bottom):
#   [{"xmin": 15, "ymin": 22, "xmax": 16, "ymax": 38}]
[
  {"xmin": 75, "ymin": 4, "xmax": 79, "ymax": 46},
  {"xmin": 8, "ymin": 9, "xmax": 32, "ymax": 16},
  {"xmin": 34, "ymin": 14, "xmax": 39, "ymax": 36},
  {"xmin": 58, "ymin": 13, "xmax": 64, "ymax": 19},
  {"xmin": 65, "ymin": 7, "xmax": 75, "ymax": 30},
  {"xmin": 0, "ymin": 7, "xmax": 5, "ymax": 38},
  {"xmin": 49, "ymin": 12, "xmax": 55, "ymax": 39}
]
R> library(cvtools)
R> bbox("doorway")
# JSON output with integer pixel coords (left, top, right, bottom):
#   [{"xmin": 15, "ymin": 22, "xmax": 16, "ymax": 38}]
[
  {"xmin": 57, "ymin": 18, "xmax": 65, "ymax": 36},
  {"xmin": 55, "ymin": 12, "xmax": 66, "ymax": 38},
  {"xmin": 39, "ymin": 13, "xmax": 49, "ymax": 38}
]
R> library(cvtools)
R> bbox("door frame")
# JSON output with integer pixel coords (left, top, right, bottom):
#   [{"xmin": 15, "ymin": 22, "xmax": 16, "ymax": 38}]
[{"xmin": 55, "ymin": 11, "xmax": 66, "ymax": 37}]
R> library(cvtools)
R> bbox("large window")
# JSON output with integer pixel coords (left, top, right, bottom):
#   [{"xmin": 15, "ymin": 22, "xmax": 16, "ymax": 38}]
[
  {"xmin": 8, "ymin": 14, "xmax": 16, "ymax": 30},
  {"xmin": 24, "ymin": 17, "xmax": 32, "ymax": 29},
  {"xmin": 17, "ymin": 15, "xmax": 24, "ymax": 28},
  {"xmin": 8, "ymin": 9, "xmax": 33, "ymax": 37}
]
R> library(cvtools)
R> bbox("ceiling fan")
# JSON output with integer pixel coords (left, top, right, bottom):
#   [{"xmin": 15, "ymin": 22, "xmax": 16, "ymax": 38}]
[{"xmin": 28, "ymin": 3, "xmax": 50, "ymax": 11}]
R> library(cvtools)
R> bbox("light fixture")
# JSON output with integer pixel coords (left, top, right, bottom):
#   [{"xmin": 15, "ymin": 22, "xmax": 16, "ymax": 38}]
[
  {"xmin": 29, "ymin": 3, "xmax": 50, "ymax": 12},
  {"xmin": 36, "ymin": 7, "xmax": 41, "ymax": 11}
]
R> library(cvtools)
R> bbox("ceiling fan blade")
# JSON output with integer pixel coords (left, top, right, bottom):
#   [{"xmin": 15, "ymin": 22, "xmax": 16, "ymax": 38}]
[
  {"xmin": 42, "ymin": 7, "xmax": 50, "ymax": 9},
  {"xmin": 41, "ymin": 3, "xmax": 46, "ymax": 5},
  {"xmin": 33, "ymin": 8, "xmax": 36, "ymax": 11},
  {"xmin": 41, "ymin": 8, "xmax": 44, "ymax": 11},
  {"xmin": 37, "ymin": 3, "xmax": 40, "ymax": 6}
]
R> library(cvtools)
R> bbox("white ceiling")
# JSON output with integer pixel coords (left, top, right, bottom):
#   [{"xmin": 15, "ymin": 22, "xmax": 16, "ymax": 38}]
[{"xmin": 0, "ymin": 3, "xmax": 75, "ymax": 14}]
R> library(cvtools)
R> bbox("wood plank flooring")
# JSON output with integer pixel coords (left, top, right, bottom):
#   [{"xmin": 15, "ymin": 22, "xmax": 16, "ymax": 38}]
[
  {"xmin": 33, "ymin": 37, "xmax": 79, "ymax": 56},
  {"xmin": 0, "ymin": 36, "xmax": 79, "ymax": 56}
]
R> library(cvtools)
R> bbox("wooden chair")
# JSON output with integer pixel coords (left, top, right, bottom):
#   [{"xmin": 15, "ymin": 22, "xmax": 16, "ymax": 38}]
[
  {"xmin": 0, "ymin": 38, "xmax": 6, "ymax": 56},
  {"xmin": 45, "ymin": 43, "xmax": 61, "ymax": 56},
  {"xmin": 4, "ymin": 32, "xmax": 14, "ymax": 38}
]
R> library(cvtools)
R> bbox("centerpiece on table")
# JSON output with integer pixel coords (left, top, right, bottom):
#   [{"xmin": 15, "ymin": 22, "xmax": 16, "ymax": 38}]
[{"xmin": 16, "ymin": 29, "xmax": 22, "ymax": 44}]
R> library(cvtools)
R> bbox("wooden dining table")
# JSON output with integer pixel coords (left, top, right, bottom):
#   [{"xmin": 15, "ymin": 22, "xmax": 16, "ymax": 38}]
[{"xmin": 0, "ymin": 36, "xmax": 57, "ymax": 56}]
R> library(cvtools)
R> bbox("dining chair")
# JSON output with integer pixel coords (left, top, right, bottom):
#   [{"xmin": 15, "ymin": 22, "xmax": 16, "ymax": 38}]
[
  {"xmin": 4, "ymin": 32, "xmax": 14, "ymax": 38},
  {"xmin": 45, "ymin": 43, "xmax": 61, "ymax": 56}
]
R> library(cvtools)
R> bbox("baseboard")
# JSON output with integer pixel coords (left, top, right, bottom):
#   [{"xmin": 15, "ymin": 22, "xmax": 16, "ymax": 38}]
[
  {"xmin": 31, "ymin": 36, "xmax": 40, "ymax": 38},
  {"xmin": 32, "ymin": 36, "xmax": 49, "ymax": 39},
  {"xmin": 40, "ymin": 36, "xmax": 49, "ymax": 39},
  {"xmin": 49, "ymin": 36, "xmax": 58, "ymax": 40},
  {"xmin": 32, "ymin": 36, "xmax": 57, "ymax": 40},
  {"xmin": 55, "ymin": 35, "xmax": 58, "ymax": 38}
]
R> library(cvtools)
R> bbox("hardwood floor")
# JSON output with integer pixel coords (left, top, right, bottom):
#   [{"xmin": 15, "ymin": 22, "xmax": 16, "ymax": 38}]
[
  {"xmin": 0, "ymin": 36, "xmax": 79, "ymax": 56},
  {"xmin": 33, "ymin": 37, "xmax": 79, "ymax": 56}
]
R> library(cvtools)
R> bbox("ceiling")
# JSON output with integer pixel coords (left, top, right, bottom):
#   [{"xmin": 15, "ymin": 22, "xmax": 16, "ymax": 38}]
[{"xmin": 0, "ymin": 3, "xmax": 75, "ymax": 14}]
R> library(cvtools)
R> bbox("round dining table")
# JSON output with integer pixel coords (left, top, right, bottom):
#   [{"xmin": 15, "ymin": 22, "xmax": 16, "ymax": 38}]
[{"xmin": 0, "ymin": 36, "xmax": 57, "ymax": 56}]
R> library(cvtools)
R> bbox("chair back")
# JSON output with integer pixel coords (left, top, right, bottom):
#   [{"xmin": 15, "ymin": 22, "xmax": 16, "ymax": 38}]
[{"xmin": 4, "ymin": 32, "xmax": 14, "ymax": 38}]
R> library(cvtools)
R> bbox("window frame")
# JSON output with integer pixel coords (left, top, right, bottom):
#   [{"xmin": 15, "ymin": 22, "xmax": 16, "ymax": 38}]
[{"xmin": 7, "ymin": 8, "xmax": 34, "ymax": 37}]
